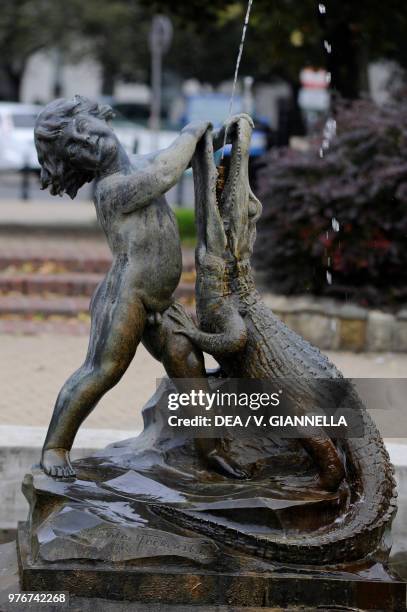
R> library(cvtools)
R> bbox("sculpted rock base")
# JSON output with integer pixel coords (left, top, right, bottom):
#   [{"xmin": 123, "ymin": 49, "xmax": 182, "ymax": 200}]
[{"xmin": 17, "ymin": 379, "xmax": 405, "ymax": 610}]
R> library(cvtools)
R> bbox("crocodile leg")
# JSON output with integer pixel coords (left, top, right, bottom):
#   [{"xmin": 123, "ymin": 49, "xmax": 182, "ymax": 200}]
[
  {"xmin": 168, "ymin": 302, "xmax": 247, "ymax": 356},
  {"xmin": 301, "ymin": 435, "xmax": 345, "ymax": 491}
]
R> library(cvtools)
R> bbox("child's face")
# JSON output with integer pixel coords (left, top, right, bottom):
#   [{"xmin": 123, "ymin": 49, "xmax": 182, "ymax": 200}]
[{"xmin": 57, "ymin": 113, "xmax": 119, "ymax": 171}]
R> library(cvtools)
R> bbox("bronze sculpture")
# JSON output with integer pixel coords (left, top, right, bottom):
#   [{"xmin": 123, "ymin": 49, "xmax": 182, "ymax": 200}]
[
  {"xmin": 35, "ymin": 97, "xmax": 345, "ymax": 488},
  {"xmin": 17, "ymin": 97, "xmax": 403, "ymax": 609}
]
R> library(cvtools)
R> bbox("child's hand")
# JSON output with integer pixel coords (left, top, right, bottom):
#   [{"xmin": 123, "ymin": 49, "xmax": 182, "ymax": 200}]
[{"xmin": 182, "ymin": 120, "xmax": 212, "ymax": 140}]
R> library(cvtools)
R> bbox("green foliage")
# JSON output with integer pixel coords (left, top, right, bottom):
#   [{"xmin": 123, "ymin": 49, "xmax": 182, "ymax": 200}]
[
  {"xmin": 174, "ymin": 207, "xmax": 196, "ymax": 242},
  {"xmin": 253, "ymin": 97, "xmax": 407, "ymax": 307}
]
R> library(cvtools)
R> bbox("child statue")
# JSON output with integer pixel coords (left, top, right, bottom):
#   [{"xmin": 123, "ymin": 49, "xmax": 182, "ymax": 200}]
[{"xmin": 34, "ymin": 95, "xmax": 246, "ymax": 480}]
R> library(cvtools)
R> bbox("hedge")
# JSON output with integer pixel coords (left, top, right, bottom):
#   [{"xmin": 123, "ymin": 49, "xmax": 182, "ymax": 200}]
[{"xmin": 253, "ymin": 98, "xmax": 407, "ymax": 308}]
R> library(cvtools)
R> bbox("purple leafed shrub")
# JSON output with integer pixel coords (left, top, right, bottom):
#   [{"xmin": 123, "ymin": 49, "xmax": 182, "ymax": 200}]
[{"xmin": 253, "ymin": 98, "xmax": 407, "ymax": 308}]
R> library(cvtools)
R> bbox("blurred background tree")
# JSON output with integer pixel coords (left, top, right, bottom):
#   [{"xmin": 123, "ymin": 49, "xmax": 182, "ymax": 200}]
[
  {"xmin": 68, "ymin": 0, "xmax": 152, "ymax": 96},
  {"xmin": 2, "ymin": 0, "xmax": 407, "ymax": 101},
  {"xmin": 146, "ymin": 0, "xmax": 407, "ymax": 99},
  {"xmin": 0, "ymin": 0, "xmax": 67, "ymax": 101}
]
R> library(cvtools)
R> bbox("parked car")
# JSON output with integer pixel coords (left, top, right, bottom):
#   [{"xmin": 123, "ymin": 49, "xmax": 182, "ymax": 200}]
[
  {"xmin": 0, "ymin": 102, "xmax": 43, "ymax": 171},
  {"xmin": 111, "ymin": 101, "xmax": 151, "ymax": 127},
  {"xmin": 109, "ymin": 100, "xmax": 178, "ymax": 156},
  {"xmin": 0, "ymin": 100, "xmax": 181, "ymax": 174},
  {"xmin": 112, "ymin": 117, "xmax": 180, "ymax": 157},
  {"xmin": 183, "ymin": 94, "xmax": 273, "ymax": 158},
  {"xmin": 110, "ymin": 117, "xmax": 141, "ymax": 156}
]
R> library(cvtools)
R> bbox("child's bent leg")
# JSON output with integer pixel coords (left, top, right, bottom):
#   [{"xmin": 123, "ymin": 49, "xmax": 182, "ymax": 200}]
[
  {"xmin": 143, "ymin": 305, "xmax": 248, "ymax": 479},
  {"xmin": 42, "ymin": 292, "xmax": 146, "ymax": 478}
]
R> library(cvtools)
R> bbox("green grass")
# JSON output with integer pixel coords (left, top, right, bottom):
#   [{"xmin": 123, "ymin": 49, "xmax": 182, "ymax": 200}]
[{"xmin": 174, "ymin": 207, "xmax": 196, "ymax": 245}]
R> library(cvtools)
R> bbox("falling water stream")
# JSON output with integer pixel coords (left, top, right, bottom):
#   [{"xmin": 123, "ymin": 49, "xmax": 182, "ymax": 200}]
[
  {"xmin": 218, "ymin": 0, "xmax": 338, "ymax": 288},
  {"xmin": 221, "ymin": 0, "xmax": 254, "ymax": 159},
  {"xmin": 317, "ymin": 1, "xmax": 340, "ymax": 285}
]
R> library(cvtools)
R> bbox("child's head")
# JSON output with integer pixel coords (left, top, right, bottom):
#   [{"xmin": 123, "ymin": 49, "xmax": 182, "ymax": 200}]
[{"xmin": 35, "ymin": 95, "xmax": 116, "ymax": 198}]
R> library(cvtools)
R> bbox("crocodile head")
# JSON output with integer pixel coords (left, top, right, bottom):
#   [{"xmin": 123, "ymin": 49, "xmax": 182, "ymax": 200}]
[
  {"xmin": 218, "ymin": 115, "xmax": 262, "ymax": 261},
  {"xmin": 192, "ymin": 116, "xmax": 262, "ymax": 310}
]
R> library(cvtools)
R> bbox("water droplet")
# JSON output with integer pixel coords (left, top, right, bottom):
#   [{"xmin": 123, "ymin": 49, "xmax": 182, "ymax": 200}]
[
  {"xmin": 325, "ymin": 71, "xmax": 332, "ymax": 84},
  {"xmin": 327, "ymin": 256, "xmax": 331, "ymax": 266},
  {"xmin": 324, "ymin": 118, "xmax": 337, "ymax": 139},
  {"xmin": 318, "ymin": 3, "xmax": 326, "ymax": 14},
  {"xmin": 319, "ymin": 118, "xmax": 337, "ymax": 155},
  {"xmin": 326, "ymin": 271, "xmax": 332, "ymax": 284},
  {"xmin": 324, "ymin": 40, "xmax": 332, "ymax": 54},
  {"xmin": 332, "ymin": 217, "xmax": 340, "ymax": 232}
]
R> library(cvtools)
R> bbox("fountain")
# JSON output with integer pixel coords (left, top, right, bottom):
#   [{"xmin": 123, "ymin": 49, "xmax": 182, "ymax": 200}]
[{"xmin": 8, "ymin": 2, "xmax": 407, "ymax": 609}]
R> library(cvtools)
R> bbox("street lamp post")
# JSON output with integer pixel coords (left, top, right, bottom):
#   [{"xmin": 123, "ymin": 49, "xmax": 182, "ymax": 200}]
[{"xmin": 149, "ymin": 15, "xmax": 173, "ymax": 152}]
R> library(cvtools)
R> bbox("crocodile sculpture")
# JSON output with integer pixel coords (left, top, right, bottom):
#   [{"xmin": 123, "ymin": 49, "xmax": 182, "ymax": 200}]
[{"xmin": 167, "ymin": 114, "xmax": 397, "ymax": 564}]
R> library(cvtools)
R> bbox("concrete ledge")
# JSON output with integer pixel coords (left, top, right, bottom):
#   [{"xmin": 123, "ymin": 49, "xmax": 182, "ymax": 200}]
[
  {"xmin": 0, "ymin": 200, "xmax": 101, "ymax": 236},
  {"xmin": 262, "ymin": 293, "xmax": 407, "ymax": 352},
  {"xmin": 0, "ymin": 426, "xmax": 139, "ymax": 530},
  {"xmin": 0, "ymin": 425, "xmax": 140, "ymax": 449}
]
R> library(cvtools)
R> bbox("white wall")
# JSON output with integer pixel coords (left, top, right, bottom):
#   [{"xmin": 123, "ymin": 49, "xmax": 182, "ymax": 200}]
[{"xmin": 21, "ymin": 50, "xmax": 102, "ymax": 104}]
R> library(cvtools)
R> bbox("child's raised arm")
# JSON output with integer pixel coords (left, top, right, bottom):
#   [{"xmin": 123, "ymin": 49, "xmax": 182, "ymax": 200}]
[{"xmin": 104, "ymin": 121, "xmax": 211, "ymax": 213}]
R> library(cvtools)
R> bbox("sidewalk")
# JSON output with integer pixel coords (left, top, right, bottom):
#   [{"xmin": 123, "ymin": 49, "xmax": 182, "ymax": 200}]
[
  {"xmin": 1, "ymin": 333, "xmax": 407, "ymax": 433},
  {"xmin": 0, "ymin": 199, "xmax": 98, "ymax": 232}
]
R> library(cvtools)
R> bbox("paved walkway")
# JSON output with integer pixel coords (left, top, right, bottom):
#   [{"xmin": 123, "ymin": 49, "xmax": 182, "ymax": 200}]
[
  {"xmin": 0, "ymin": 232, "xmax": 109, "ymax": 263},
  {"xmin": 0, "ymin": 199, "xmax": 96, "ymax": 230},
  {"xmin": 1, "ymin": 333, "xmax": 407, "ymax": 433}
]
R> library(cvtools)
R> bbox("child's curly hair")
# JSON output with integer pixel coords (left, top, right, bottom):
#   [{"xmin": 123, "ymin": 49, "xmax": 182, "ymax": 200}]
[{"xmin": 35, "ymin": 95, "xmax": 114, "ymax": 198}]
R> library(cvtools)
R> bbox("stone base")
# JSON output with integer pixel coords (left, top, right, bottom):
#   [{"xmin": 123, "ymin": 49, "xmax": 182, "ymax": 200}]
[
  {"xmin": 15, "ymin": 379, "xmax": 407, "ymax": 610},
  {"xmin": 17, "ymin": 522, "xmax": 405, "ymax": 610}
]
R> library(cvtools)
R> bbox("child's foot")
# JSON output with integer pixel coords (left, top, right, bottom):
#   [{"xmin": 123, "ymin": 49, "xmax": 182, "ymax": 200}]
[
  {"xmin": 41, "ymin": 448, "xmax": 76, "ymax": 479},
  {"xmin": 206, "ymin": 449, "xmax": 249, "ymax": 479}
]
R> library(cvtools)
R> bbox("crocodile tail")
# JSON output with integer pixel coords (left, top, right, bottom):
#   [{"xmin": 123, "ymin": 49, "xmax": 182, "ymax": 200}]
[
  {"xmin": 267, "ymin": 409, "xmax": 397, "ymax": 564},
  {"xmin": 152, "ymin": 407, "xmax": 396, "ymax": 566}
]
